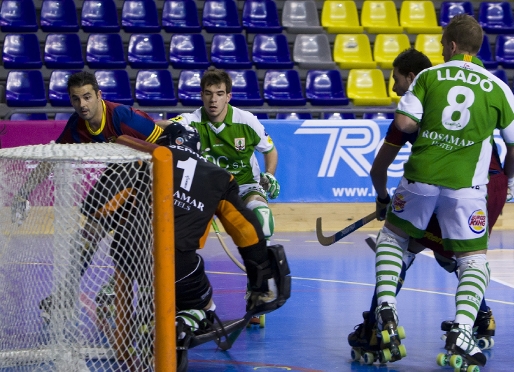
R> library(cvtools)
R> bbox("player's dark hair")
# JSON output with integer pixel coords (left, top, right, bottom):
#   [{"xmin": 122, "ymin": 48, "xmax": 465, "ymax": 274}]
[
  {"xmin": 201, "ymin": 68, "xmax": 232, "ymax": 93},
  {"xmin": 443, "ymin": 14, "xmax": 483, "ymax": 54},
  {"xmin": 67, "ymin": 71, "xmax": 100, "ymax": 94},
  {"xmin": 393, "ymin": 48, "xmax": 432, "ymax": 77}
]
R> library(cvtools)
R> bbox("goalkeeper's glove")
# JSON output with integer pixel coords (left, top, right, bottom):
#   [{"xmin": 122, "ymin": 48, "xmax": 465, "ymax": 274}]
[
  {"xmin": 507, "ymin": 177, "xmax": 514, "ymax": 202},
  {"xmin": 11, "ymin": 194, "xmax": 30, "ymax": 225},
  {"xmin": 260, "ymin": 172, "xmax": 280, "ymax": 199},
  {"xmin": 375, "ymin": 194, "xmax": 391, "ymax": 221}
]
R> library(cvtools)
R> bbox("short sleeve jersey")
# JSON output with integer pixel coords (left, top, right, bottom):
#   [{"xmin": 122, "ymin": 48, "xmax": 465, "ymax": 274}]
[
  {"xmin": 396, "ymin": 54, "xmax": 514, "ymax": 188},
  {"xmin": 56, "ymin": 100, "xmax": 163, "ymax": 144},
  {"xmin": 170, "ymin": 105, "xmax": 275, "ymax": 185}
]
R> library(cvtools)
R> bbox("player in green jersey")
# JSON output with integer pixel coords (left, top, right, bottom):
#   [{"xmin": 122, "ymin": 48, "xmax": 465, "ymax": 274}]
[{"xmin": 372, "ymin": 15, "xmax": 514, "ymax": 368}]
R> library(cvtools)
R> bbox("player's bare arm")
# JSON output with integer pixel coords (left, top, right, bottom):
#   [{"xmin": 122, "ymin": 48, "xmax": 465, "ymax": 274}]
[
  {"xmin": 394, "ymin": 112, "xmax": 418, "ymax": 134},
  {"xmin": 370, "ymin": 143, "xmax": 400, "ymax": 200},
  {"xmin": 263, "ymin": 147, "xmax": 278, "ymax": 175}
]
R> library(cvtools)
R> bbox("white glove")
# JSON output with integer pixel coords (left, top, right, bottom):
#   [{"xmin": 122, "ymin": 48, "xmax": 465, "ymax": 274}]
[
  {"xmin": 260, "ymin": 172, "xmax": 280, "ymax": 199},
  {"xmin": 508, "ymin": 177, "xmax": 514, "ymax": 202},
  {"xmin": 11, "ymin": 194, "xmax": 30, "ymax": 225}
]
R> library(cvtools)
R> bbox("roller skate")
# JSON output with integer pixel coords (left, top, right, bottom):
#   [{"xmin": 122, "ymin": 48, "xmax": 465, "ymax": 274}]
[
  {"xmin": 348, "ymin": 311, "xmax": 383, "ymax": 364},
  {"xmin": 375, "ymin": 302, "xmax": 406, "ymax": 363},
  {"xmin": 436, "ymin": 323, "xmax": 486, "ymax": 371},
  {"xmin": 440, "ymin": 307, "xmax": 496, "ymax": 350},
  {"xmin": 247, "ymin": 315, "xmax": 265, "ymax": 328}
]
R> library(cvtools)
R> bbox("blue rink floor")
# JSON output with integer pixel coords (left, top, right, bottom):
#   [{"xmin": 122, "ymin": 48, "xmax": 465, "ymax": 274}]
[{"xmin": 190, "ymin": 230, "xmax": 514, "ymax": 372}]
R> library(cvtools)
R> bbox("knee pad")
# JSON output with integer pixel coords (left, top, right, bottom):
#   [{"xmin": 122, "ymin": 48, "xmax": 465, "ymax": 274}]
[
  {"xmin": 376, "ymin": 226, "xmax": 409, "ymax": 253},
  {"xmin": 246, "ymin": 200, "xmax": 274, "ymax": 239},
  {"xmin": 402, "ymin": 250, "xmax": 416, "ymax": 270},
  {"xmin": 456, "ymin": 254, "xmax": 490, "ymax": 285}
]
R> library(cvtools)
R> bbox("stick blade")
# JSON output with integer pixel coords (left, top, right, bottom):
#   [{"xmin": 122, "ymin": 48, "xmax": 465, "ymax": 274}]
[{"xmin": 316, "ymin": 217, "xmax": 334, "ymax": 246}]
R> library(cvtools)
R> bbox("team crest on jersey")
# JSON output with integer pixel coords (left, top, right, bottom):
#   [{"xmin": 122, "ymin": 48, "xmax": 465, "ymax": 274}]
[
  {"xmin": 169, "ymin": 115, "xmax": 184, "ymax": 122},
  {"xmin": 392, "ymin": 193, "xmax": 406, "ymax": 213},
  {"xmin": 468, "ymin": 209, "xmax": 486, "ymax": 234},
  {"xmin": 235, "ymin": 138, "xmax": 245, "ymax": 151}
]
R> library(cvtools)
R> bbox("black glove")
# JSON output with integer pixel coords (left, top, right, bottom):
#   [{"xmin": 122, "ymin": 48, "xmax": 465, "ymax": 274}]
[{"xmin": 375, "ymin": 194, "xmax": 391, "ymax": 221}]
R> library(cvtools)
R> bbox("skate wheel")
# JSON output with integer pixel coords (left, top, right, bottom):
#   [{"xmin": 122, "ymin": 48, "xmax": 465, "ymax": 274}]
[
  {"xmin": 466, "ymin": 365, "xmax": 480, "ymax": 372},
  {"xmin": 380, "ymin": 348, "xmax": 391, "ymax": 363},
  {"xmin": 381, "ymin": 330, "xmax": 390, "ymax": 344},
  {"xmin": 259, "ymin": 314, "xmax": 265, "ymax": 328},
  {"xmin": 397, "ymin": 326, "xmax": 406, "ymax": 339},
  {"xmin": 477, "ymin": 337, "xmax": 489, "ymax": 350},
  {"xmin": 363, "ymin": 352, "xmax": 374, "ymax": 365},
  {"xmin": 488, "ymin": 337, "xmax": 494, "ymax": 349},
  {"xmin": 436, "ymin": 353, "xmax": 447, "ymax": 366},
  {"xmin": 449, "ymin": 354, "xmax": 463, "ymax": 368},
  {"xmin": 398, "ymin": 344, "xmax": 407, "ymax": 358},
  {"xmin": 350, "ymin": 347, "xmax": 361, "ymax": 361}
]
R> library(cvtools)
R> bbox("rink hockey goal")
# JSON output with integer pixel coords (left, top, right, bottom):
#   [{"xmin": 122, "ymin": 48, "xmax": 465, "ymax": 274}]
[{"xmin": 0, "ymin": 137, "xmax": 175, "ymax": 372}]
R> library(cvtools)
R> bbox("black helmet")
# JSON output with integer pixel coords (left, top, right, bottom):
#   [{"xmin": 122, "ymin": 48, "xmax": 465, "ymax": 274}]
[{"xmin": 156, "ymin": 122, "xmax": 200, "ymax": 154}]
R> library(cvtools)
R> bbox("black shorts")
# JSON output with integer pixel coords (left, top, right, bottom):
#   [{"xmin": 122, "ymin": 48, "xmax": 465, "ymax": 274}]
[{"xmin": 175, "ymin": 253, "xmax": 212, "ymax": 311}]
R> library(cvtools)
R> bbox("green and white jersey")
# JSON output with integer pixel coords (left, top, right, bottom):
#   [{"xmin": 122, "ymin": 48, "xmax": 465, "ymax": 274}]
[
  {"xmin": 170, "ymin": 105, "xmax": 275, "ymax": 185},
  {"xmin": 397, "ymin": 54, "xmax": 514, "ymax": 189}
]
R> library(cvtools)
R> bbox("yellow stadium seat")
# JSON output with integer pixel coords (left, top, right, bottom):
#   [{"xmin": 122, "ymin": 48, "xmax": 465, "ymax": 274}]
[
  {"xmin": 414, "ymin": 33, "xmax": 444, "ymax": 65},
  {"xmin": 333, "ymin": 34, "xmax": 377, "ymax": 69},
  {"xmin": 388, "ymin": 70, "xmax": 401, "ymax": 104},
  {"xmin": 347, "ymin": 69, "xmax": 392, "ymax": 106},
  {"xmin": 321, "ymin": 0, "xmax": 363, "ymax": 33},
  {"xmin": 361, "ymin": 0, "xmax": 403, "ymax": 34},
  {"xmin": 400, "ymin": 1, "xmax": 442, "ymax": 34},
  {"xmin": 374, "ymin": 33, "xmax": 411, "ymax": 69}
]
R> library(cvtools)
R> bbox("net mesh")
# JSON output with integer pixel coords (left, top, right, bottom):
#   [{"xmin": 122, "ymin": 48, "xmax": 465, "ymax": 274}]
[{"xmin": 0, "ymin": 143, "xmax": 156, "ymax": 371}]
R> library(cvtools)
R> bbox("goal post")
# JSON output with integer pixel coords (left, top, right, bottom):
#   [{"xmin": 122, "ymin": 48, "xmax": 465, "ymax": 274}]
[{"xmin": 0, "ymin": 139, "xmax": 176, "ymax": 372}]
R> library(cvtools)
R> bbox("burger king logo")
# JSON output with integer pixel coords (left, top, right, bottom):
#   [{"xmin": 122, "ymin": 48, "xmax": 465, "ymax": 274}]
[
  {"xmin": 392, "ymin": 194, "xmax": 406, "ymax": 213},
  {"xmin": 468, "ymin": 209, "xmax": 486, "ymax": 234}
]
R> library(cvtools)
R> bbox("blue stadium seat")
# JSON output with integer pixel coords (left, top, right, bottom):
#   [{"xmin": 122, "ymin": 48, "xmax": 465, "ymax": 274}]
[
  {"xmin": 44, "ymin": 34, "xmax": 84, "ymax": 69},
  {"xmin": 49, "ymin": 70, "xmax": 80, "ymax": 106},
  {"xmin": 478, "ymin": 2, "xmax": 514, "ymax": 34},
  {"xmin": 242, "ymin": 0, "xmax": 282, "ymax": 33},
  {"xmin": 2, "ymin": 34, "xmax": 42, "ymax": 69},
  {"xmin": 363, "ymin": 112, "xmax": 394, "ymax": 120},
  {"xmin": 6, "ymin": 70, "xmax": 47, "ymax": 107},
  {"xmin": 95, "ymin": 70, "xmax": 134, "ymax": 105},
  {"xmin": 263, "ymin": 70, "xmax": 307, "ymax": 106},
  {"xmin": 252, "ymin": 34, "xmax": 293, "ymax": 69},
  {"xmin": 40, "ymin": 0, "xmax": 79, "ymax": 32},
  {"xmin": 439, "ymin": 2, "xmax": 474, "ymax": 27},
  {"xmin": 202, "ymin": 0, "xmax": 242, "ymax": 33},
  {"xmin": 255, "ymin": 113, "xmax": 269, "ymax": 119},
  {"xmin": 477, "ymin": 34, "xmax": 498, "ymax": 69},
  {"xmin": 10, "ymin": 113, "xmax": 48, "ymax": 120},
  {"xmin": 162, "ymin": 0, "xmax": 201, "ymax": 33},
  {"xmin": 169, "ymin": 33, "xmax": 210, "ymax": 69},
  {"xmin": 305, "ymin": 70, "xmax": 349, "ymax": 106},
  {"xmin": 323, "ymin": 112, "xmax": 356, "ymax": 120},
  {"xmin": 178, "ymin": 70, "xmax": 204, "ymax": 106},
  {"xmin": 81, "ymin": 0, "xmax": 120, "ymax": 32},
  {"xmin": 128, "ymin": 34, "xmax": 168, "ymax": 69},
  {"xmin": 55, "ymin": 112, "xmax": 72, "ymax": 120},
  {"xmin": 86, "ymin": 34, "xmax": 126, "ymax": 68},
  {"xmin": 211, "ymin": 34, "xmax": 252, "ymax": 69},
  {"xmin": 495, "ymin": 35, "xmax": 514, "ymax": 69},
  {"xmin": 135, "ymin": 70, "xmax": 178, "ymax": 106},
  {"xmin": 276, "ymin": 113, "xmax": 312, "ymax": 120},
  {"xmin": 122, "ymin": 0, "xmax": 160, "ymax": 33},
  {"xmin": 0, "ymin": 0, "xmax": 37, "ymax": 32},
  {"xmin": 489, "ymin": 69, "xmax": 509, "ymax": 85},
  {"xmin": 226, "ymin": 70, "xmax": 264, "ymax": 106}
]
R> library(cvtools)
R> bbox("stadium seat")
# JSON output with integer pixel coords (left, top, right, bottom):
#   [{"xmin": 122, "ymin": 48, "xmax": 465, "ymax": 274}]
[
  {"xmin": 293, "ymin": 34, "xmax": 336, "ymax": 69},
  {"xmin": 439, "ymin": 1, "xmax": 474, "ymax": 27},
  {"xmin": 276, "ymin": 113, "xmax": 312, "ymax": 120},
  {"xmin": 202, "ymin": 0, "xmax": 242, "ymax": 33},
  {"xmin": 400, "ymin": 1, "xmax": 442, "ymax": 34},
  {"xmin": 414, "ymin": 34, "xmax": 444, "ymax": 66},
  {"xmin": 263, "ymin": 70, "xmax": 307, "ymax": 106},
  {"xmin": 94, "ymin": 70, "xmax": 134, "ymax": 105},
  {"xmin": 305, "ymin": 69, "xmax": 349, "ymax": 106},
  {"xmin": 361, "ymin": 1, "xmax": 403, "ymax": 34},
  {"xmin": 210, "ymin": 34, "xmax": 252, "ymax": 69},
  {"xmin": 346, "ymin": 69, "xmax": 392, "ymax": 106},
  {"xmin": 55, "ymin": 112, "xmax": 72, "ymax": 120},
  {"xmin": 388, "ymin": 70, "xmax": 400, "ymax": 104},
  {"xmin": 0, "ymin": 0, "xmax": 37, "ymax": 32},
  {"xmin": 255, "ymin": 113, "xmax": 269, "ymax": 120},
  {"xmin": 81, "ymin": 0, "xmax": 120, "ymax": 32},
  {"xmin": 122, "ymin": 0, "xmax": 161, "ymax": 33},
  {"xmin": 495, "ymin": 35, "xmax": 514, "ymax": 69},
  {"xmin": 86, "ymin": 34, "xmax": 126, "ymax": 68},
  {"xmin": 10, "ymin": 113, "xmax": 48, "ymax": 120},
  {"xmin": 489, "ymin": 69, "xmax": 509, "ymax": 85},
  {"xmin": 40, "ymin": 0, "xmax": 79, "ymax": 32},
  {"xmin": 6, "ymin": 70, "xmax": 47, "ymax": 107},
  {"xmin": 127, "ymin": 34, "xmax": 168, "ymax": 69},
  {"xmin": 162, "ymin": 0, "xmax": 201, "ymax": 33},
  {"xmin": 321, "ymin": 0, "xmax": 363, "ymax": 34},
  {"xmin": 323, "ymin": 112, "xmax": 356, "ymax": 120},
  {"xmin": 281, "ymin": 0, "xmax": 322, "ymax": 34},
  {"xmin": 169, "ymin": 33, "xmax": 210, "ymax": 69},
  {"xmin": 44, "ymin": 34, "xmax": 84, "ymax": 69},
  {"xmin": 373, "ymin": 34, "xmax": 411, "ymax": 69},
  {"xmin": 478, "ymin": 2, "xmax": 514, "ymax": 34},
  {"xmin": 226, "ymin": 70, "xmax": 264, "ymax": 106},
  {"xmin": 178, "ymin": 70, "xmax": 204, "ymax": 106},
  {"xmin": 2, "ymin": 33, "xmax": 42, "ymax": 69},
  {"xmin": 252, "ymin": 34, "xmax": 294, "ymax": 69},
  {"xmin": 135, "ymin": 70, "xmax": 178, "ymax": 106},
  {"xmin": 49, "ymin": 70, "xmax": 79, "ymax": 106},
  {"xmin": 363, "ymin": 112, "xmax": 394, "ymax": 120},
  {"xmin": 242, "ymin": 0, "xmax": 282, "ymax": 33},
  {"xmin": 478, "ymin": 34, "xmax": 498, "ymax": 69},
  {"xmin": 333, "ymin": 34, "xmax": 377, "ymax": 69}
]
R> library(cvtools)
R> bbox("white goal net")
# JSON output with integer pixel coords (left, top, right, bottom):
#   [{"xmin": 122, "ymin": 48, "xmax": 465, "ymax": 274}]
[{"xmin": 0, "ymin": 143, "xmax": 161, "ymax": 372}]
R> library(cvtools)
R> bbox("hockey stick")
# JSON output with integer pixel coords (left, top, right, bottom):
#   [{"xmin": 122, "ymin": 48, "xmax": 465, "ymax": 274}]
[
  {"xmin": 316, "ymin": 211, "xmax": 377, "ymax": 246},
  {"xmin": 211, "ymin": 219, "xmax": 246, "ymax": 272}
]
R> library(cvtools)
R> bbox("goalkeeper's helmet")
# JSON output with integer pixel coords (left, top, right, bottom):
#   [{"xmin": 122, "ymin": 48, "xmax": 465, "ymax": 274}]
[{"xmin": 156, "ymin": 122, "xmax": 201, "ymax": 154}]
